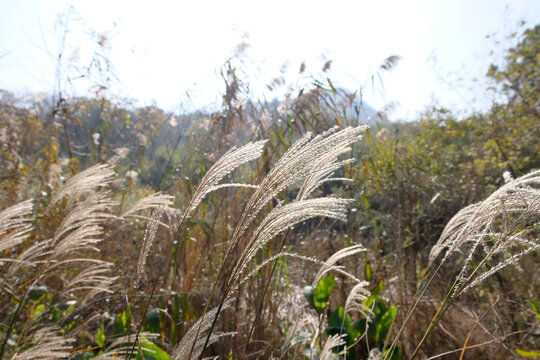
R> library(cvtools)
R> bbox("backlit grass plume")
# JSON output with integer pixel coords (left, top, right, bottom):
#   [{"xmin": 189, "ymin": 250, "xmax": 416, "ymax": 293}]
[
  {"xmin": 0, "ymin": 200, "xmax": 33, "ymax": 254},
  {"xmin": 50, "ymin": 164, "xmax": 115, "ymax": 207},
  {"xmin": 429, "ymin": 170, "xmax": 540, "ymax": 293},
  {"xmin": 183, "ymin": 140, "xmax": 267, "ymax": 218}
]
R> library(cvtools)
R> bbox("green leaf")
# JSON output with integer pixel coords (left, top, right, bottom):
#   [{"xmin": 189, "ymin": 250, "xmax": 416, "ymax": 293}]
[
  {"xmin": 377, "ymin": 304, "xmax": 396, "ymax": 343},
  {"xmin": 363, "ymin": 280, "xmax": 384, "ymax": 309},
  {"xmin": 28, "ymin": 286, "xmax": 48, "ymax": 301},
  {"xmin": 531, "ymin": 298, "xmax": 540, "ymax": 319},
  {"xmin": 368, "ymin": 157, "xmax": 378, "ymax": 176},
  {"xmin": 95, "ymin": 324, "xmax": 105, "ymax": 348},
  {"xmin": 365, "ymin": 261, "xmax": 372, "ymax": 282},
  {"xmin": 384, "ymin": 346, "xmax": 403, "ymax": 360},
  {"xmin": 171, "ymin": 294, "xmax": 180, "ymax": 345},
  {"xmin": 135, "ymin": 339, "xmax": 170, "ymax": 360},
  {"xmin": 515, "ymin": 349, "xmax": 540, "ymax": 357},
  {"xmin": 114, "ymin": 309, "xmax": 131, "ymax": 336},
  {"xmin": 303, "ymin": 346, "xmax": 319, "ymax": 360},
  {"xmin": 146, "ymin": 309, "xmax": 161, "ymax": 333},
  {"xmin": 326, "ymin": 306, "xmax": 360, "ymax": 357},
  {"xmin": 304, "ymin": 274, "xmax": 335, "ymax": 315}
]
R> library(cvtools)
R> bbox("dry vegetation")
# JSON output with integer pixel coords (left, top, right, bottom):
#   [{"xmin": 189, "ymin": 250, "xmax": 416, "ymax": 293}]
[{"xmin": 0, "ymin": 22, "xmax": 539, "ymax": 360}]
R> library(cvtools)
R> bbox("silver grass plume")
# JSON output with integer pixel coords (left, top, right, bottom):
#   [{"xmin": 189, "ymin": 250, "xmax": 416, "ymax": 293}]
[
  {"xmin": 121, "ymin": 192, "xmax": 174, "ymax": 221},
  {"xmin": 344, "ymin": 281, "xmax": 371, "ymax": 317},
  {"xmin": 171, "ymin": 302, "xmax": 231, "ymax": 360},
  {"xmin": 320, "ymin": 334, "xmax": 347, "ymax": 360},
  {"xmin": 62, "ymin": 262, "xmax": 117, "ymax": 294},
  {"xmin": 226, "ymin": 125, "xmax": 367, "ymax": 269},
  {"xmin": 296, "ymin": 143, "xmax": 354, "ymax": 201},
  {"xmin": 240, "ymin": 252, "xmax": 363, "ymax": 287},
  {"xmin": 11, "ymin": 327, "xmax": 74, "ymax": 360},
  {"xmin": 281, "ymin": 315, "xmax": 318, "ymax": 357},
  {"xmin": 51, "ymin": 191, "xmax": 117, "ymax": 260},
  {"xmin": 53, "ymin": 192, "xmax": 117, "ymax": 245},
  {"xmin": 228, "ymin": 198, "xmax": 353, "ymax": 293},
  {"xmin": 50, "ymin": 164, "xmax": 115, "ymax": 207},
  {"xmin": 184, "ymin": 140, "xmax": 267, "ymax": 218},
  {"xmin": 429, "ymin": 169, "xmax": 540, "ymax": 294},
  {"xmin": 428, "ymin": 202, "xmax": 481, "ymax": 266},
  {"xmin": 313, "ymin": 244, "xmax": 366, "ymax": 285},
  {"xmin": 52, "ymin": 223, "xmax": 104, "ymax": 257},
  {"xmin": 7, "ymin": 240, "xmax": 53, "ymax": 280},
  {"xmin": 0, "ymin": 200, "xmax": 33, "ymax": 253},
  {"xmin": 136, "ymin": 205, "xmax": 166, "ymax": 286}
]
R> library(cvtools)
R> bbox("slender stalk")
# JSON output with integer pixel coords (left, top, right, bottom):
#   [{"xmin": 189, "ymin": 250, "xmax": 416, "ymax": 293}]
[
  {"xmin": 243, "ymin": 229, "xmax": 291, "ymax": 355},
  {"xmin": 0, "ymin": 291, "xmax": 27, "ymax": 359},
  {"xmin": 126, "ymin": 210, "xmax": 189, "ymax": 359}
]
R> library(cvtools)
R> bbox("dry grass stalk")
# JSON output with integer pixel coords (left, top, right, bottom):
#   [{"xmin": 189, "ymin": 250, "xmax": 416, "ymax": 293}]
[{"xmin": 136, "ymin": 205, "xmax": 166, "ymax": 286}]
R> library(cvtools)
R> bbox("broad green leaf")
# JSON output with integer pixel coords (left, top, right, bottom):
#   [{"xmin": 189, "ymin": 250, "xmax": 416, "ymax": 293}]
[
  {"xmin": 363, "ymin": 280, "xmax": 384, "ymax": 309},
  {"xmin": 135, "ymin": 339, "xmax": 170, "ymax": 360},
  {"xmin": 326, "ymin": 306, "xmax": 360, "ymax": 358},
  {"xmin": 304, "ymin": 274, "xmax": 335, "ymax": 315},
  {"xmin": 376, "ymin": 304, "xmax": 396, "ymax": 342}
]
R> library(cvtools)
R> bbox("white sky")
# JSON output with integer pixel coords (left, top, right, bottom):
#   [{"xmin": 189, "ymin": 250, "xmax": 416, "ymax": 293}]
[{"xmin": 1, "ymin": 0, "xmax": 539, "ymax": 119}]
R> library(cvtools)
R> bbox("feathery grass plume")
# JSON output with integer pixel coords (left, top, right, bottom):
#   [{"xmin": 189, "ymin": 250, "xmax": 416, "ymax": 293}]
[
  {"xmin": 227, "ymin": 125, "xmax": 368, "ymax": 263},
  {"xmin": 121, "ymin": 192, "xmax": 174, "ymax": 221},
  {"xmin": 430, "ymin": 170, "xmax": 540, "ymax": 294},
  {"xmin": 0, "ymin": 200, "xmax": 33, "ymax": 253},
  {"xmin": 52, "ymin": 223, "xmax": 104, "ymax": 257},
  {"xmin": 399, "ymin": 170, "xmax": 540, "ymax": 360},
  {"xmin": 51, "ymin": 191, "xmax": 117, "ymax": 260},
  {"xmin": 319, "ymin": 334, "xmax": 347, "ymax": 360},
  {"xmin": 53, "ymin": 192, "xmax": 117, "ymax": 245},
  {"xmin": 50, "ymin": 164, "xmax": 115, "ymax": 207},
  {"xmin": 313, "ymin": 244, "xmax": 366, "ymax": 285},
  {"xmin": 296, "ymin": 144, "xmax": 354, "ymax": 201},
  {"xmin": 190, "ymin": 126, "xmax": 367, "ymax": 357},
  {"xmin": 62, "ymin": 262, "xmax": 117, "ymax": 294},
  {"xmin": 240, "ymin": 252, "xmax": 364, "ymax": 287},
  {"xmin": 228, "ymin": 197, "xmax": 353, "ymax": 293},
  {"xmin": 11, "ymin": 327, "xmax": 74, "ymax": 360},
  {"xmin": 428, "ymin": 202, "xmax": 481, "ymax": 266},
  {"xmin": 183, "ymin": 140, "xmax": 267, "ymax": 217},
  {"xmin": 7, "ymin": 240, "xmax": 52, "ymax": 281},
  {"xmin": 172, "ymin": 302, "xmax": 231, "ymax": 360},
  {"xmin": 379, "ymin": 55, "xmax": 402, "ymax": 72},
  {"xmin": 344, "ymin": 281, "xmax": 371, "ymax": 317},
  {"xmin": 281, "ymin": 315, "xmax": 317, "ymax": 357},
  {"xmin": 136, "ymin": 205, "xmax": 166, "ymax": 287}
]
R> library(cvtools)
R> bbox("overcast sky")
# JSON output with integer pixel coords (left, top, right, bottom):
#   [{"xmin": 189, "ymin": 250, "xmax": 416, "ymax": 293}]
[{"xmin": 1, "ymin": 0, "xmax": 539, "ymax": 119}]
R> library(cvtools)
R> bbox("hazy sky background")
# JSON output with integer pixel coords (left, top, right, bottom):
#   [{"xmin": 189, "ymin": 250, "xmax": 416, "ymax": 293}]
[{"xmin": 1, "ymin": 0, "xmax": 539, "ymax": 120}]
